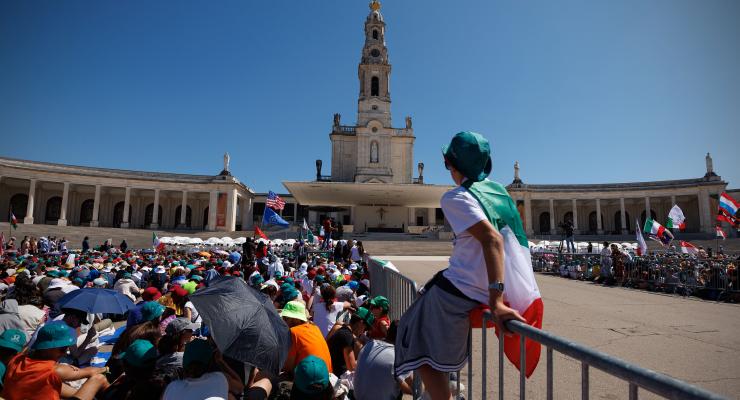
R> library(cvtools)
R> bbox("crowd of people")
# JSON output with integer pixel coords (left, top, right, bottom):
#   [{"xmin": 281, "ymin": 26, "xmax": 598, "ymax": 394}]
[
  {"xmin": 537, "ymin": 242, "xmax": 739, "ymax": 301},
  {"xmin": 0, "ymin": 234, "xmax": 413, "ymax": 400}
]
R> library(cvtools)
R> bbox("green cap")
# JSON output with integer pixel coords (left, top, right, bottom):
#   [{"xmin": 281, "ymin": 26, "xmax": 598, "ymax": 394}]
[
  {"xmin": 32, "ymin": 321, "xmax": 76, "ymax": 350},
  {"xmin": 182, "ymin": 281, "xmax": 197, "ymax": 295},
  {"xmin": 280, "ymin": 301, "xmax": 307, "ymax": 322},
  {"xmin": 0, "ymin": 329, "xmax": 27, "ymax": 353},
  {"xmin": 355, "ymin": 307, "xmax": 375, "ymax": 326},
  {"xmin": 294, "ymin": 355, "xmax": 330, "ymax": 395},
  {"xmin": 369, "ymin": 296, "xmax": 389, "ymax": 313},
  {"xmin": 141, "ymin": 301, "xmax": 165, "ymax": 322},
  {"xmin": 442, "ymin": 131, "xmax": 492, "ymax": 182},
  {"xmin": 183, "ymin": 339, "xmax": 213, "ymax": 368},
  {"xmin": 119, "ymin": 339, "xmax": 158, "ymax": 368}
]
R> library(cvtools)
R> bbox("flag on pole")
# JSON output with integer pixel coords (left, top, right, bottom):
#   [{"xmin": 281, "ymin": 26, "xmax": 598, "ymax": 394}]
[
  {"xmin": 635, "ymin": 219, "xmax": 647, "ymax": 256},
  {"xmin": 9, "ymin": 212, "xmax": 17, "ymax": 230},
  {"xmin": 716, "ymin": 226, "xmax": 726, "ymax": 240},
  {"xmin": 680, "ymin": 241, "xmax": 699, "ymax": 255},
  {"xmin": 665, "ymin": 205, "xmax": 686, "ymax": 231},
  {"xmin": 717, "ymin": 212, "xmax": 737, "ymax": 227},
  {"xmin": 643, "ymin": 218, "xmax": 673, "ymax": 246},
  {"xmin": 262, "ymin": 207, "xmax": 290, "ymax": 227},
  {"xmin": 65, "ymin": 254, "xmax": 76, "ymax": 268},
  {"xmin": 265, "ymin": 191, "xmax": 286, "ymax": 211},
  {"xmin": 719, "ymin": 192, "xmax": 739, "ymax": 218},
  {"xmin": 254, "ymin": 225, "xmax": 268, "ymax": 240},
  {"xmin": 307, "ymin": 230, "xmax": 315, "ymax": 243},
  {"xmin": 302, "ymin": 218, "xmax": 309, "ymax": 231},
  {"xmin": 152, "ymin": 232, "xmax": 165, "ymax": 252}
]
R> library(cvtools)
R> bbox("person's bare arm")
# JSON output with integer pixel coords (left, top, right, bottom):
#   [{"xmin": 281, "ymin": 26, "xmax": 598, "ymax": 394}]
[
  {"xmin": 55, "ymin": 364, "xmax": 107, "ymax": 381},
  {"xmin": 466, "ymin": 220, "xmax": 526, "ymax": 333},
  {"xmin": 342, "ymin": 346, "xmax": 357, "ymax": 371}
]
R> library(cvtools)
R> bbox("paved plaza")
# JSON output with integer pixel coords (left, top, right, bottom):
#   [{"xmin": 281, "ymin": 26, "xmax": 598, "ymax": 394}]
[{"xmin": 381, "ymin": 255, "xmax": 740, "ymax": 399}]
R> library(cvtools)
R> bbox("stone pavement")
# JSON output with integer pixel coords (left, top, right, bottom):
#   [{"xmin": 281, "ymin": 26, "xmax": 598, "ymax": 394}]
[{"xmin": 380, "ymin": 255, "xmax": 739, "ymax": 400}]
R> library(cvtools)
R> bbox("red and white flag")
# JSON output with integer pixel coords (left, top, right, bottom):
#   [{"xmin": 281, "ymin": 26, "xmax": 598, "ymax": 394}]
[
  {"xmin": 266, "ymin": 191, "xmax": 285, "ymax": 211},
  {"xmin": 680, "ymin": 241, "xmax": 698, "ymax": 255},
  {"xmin": 635, "ymin": 219, "xmax": 647, "ymax": 256},
  {"xmin": 716, "ymin": 226, "xmax": 726, "ymax": 240}
]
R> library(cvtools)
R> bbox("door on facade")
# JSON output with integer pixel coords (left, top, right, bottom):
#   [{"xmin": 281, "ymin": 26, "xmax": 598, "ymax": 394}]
[
  {"xmin": 416, "ymin": 216, "xmax": 424, "ymax": 226},
  {"xmin": 45, "ymin": 197, "xmax": 62, "ymax": 224}
]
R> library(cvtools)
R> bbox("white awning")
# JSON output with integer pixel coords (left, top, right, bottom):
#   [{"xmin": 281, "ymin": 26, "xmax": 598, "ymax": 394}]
[{"xmin": 282, "ymin": 181, "xmax": 453, "ymax": 208}]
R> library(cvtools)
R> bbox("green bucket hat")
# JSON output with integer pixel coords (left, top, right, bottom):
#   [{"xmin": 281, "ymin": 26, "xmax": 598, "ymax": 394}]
[
  {"xmin": 280, "ymin": 301, "xmax": 307, "ymax": 322},
  {"xmin": 0, "ymin": 329, "xmax": 27, "ymax": 353},
  {"xmin": 32, "ymin": 321, "xmax": 76, "ymax": 350},
  {"xmin": 141, "ymin": 301, "xmax": 165, "ymax": 322},
  {"xmin": 442, "ymin": 131, "xmax": 492, "ymax": 182},
  {"xmin": 182, "ymin": 281, "xmax": 197, "ymax": 295},
  {"xmin": 369, "ymin": 296, "xmax": 389, "ymax": 313},
  {"xmin": 183, "ymin": 339, "xmax": 213, "ymax": 368},
  {"xmin": 294, "ymin": 355, "xmax": 330, "ymax": 395},
  {"xmin": 355, "ymin": 307, "xmax": 375, "ymax": 326},
  {"xmin": 119, "ymin": 339, "xmax": 158, "ymax": 368}
]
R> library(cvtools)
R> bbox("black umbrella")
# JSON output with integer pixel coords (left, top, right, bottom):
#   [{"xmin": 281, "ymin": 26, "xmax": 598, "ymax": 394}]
[{"xmin": 189, "ymin": 276, "xmax": 291, "ymax": 376}]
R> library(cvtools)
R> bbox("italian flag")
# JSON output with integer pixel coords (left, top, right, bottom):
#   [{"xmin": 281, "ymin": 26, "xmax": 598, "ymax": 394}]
[
  {"xmin": 644, "ymin": 218, "xmax": 666, "ymax": 238},
  {"xmin": 665, "ymin": 205, "xmax": 686, "ymax": 231},
  {"xmin": 680, "ymin": 241, "xmax": 698, "ymax": 255},
  {"xmin": 495, "ymin": 226, "xmax": 544, "ymax": 378},
  {"xmin": 10, "ymin": 212, "xmax": 17, "ymax": 230}
]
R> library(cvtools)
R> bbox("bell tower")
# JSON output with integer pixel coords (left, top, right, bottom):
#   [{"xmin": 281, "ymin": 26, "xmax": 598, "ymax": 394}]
[{"xmin": 357, "ymin": 0, "xmax": 392, "ymax": 127}]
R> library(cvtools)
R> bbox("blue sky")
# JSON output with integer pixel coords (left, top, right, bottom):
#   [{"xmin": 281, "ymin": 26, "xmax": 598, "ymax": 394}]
[{"xmin": 1, "ymin": 0, "xmax": 738, "ymax": 193}]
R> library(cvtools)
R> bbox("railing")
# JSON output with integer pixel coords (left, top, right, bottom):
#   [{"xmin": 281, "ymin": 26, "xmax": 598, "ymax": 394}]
[
  {"xmin": 334, "ymin": 125, "xmax": 356, "ymax": 134},
  {"xmin": 368, "ymin": 254, "xmax": 727, "ymax": 400},
  {"xmin": 316, "ymin": 175, "xmax": 332, "ymax": 182},
  {"xmin": 466, "ymin": 314, "xmax": 727, "ymax": 400}
]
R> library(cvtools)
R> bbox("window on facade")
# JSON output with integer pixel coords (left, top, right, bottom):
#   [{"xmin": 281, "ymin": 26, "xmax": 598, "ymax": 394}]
[
  {"xmin": 282, "ymin": 203, "xmax": 295, "ymax": 221},
  {"xmin": 372, "ymin": 30, "xmax": 378, "ymax": 40},
  {"xmin": 253, "ymin": 202, "xmax": 266, "ymax": 221},
  {"xmin": 539, "ymin": 212, "xmax": 550, "ymax": 234},
  {"xmin": 371, "ymin": 76, "xmax": 379, "ymax": 96}
]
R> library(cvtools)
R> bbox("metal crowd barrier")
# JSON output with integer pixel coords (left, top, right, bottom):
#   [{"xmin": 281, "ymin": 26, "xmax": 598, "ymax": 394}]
[
  {"xmin": 366, "ymin": 256, "xmax": 419, "ymax": 321},
  {"xmin": 464, "ymin": 313, "xmax": 727, "ymax": 400}
]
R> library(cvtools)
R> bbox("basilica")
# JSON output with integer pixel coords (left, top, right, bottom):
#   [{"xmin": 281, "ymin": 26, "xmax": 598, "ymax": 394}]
[{"xmin": 0, "ymin": 1, "xmax": 735, "ymax": 238}]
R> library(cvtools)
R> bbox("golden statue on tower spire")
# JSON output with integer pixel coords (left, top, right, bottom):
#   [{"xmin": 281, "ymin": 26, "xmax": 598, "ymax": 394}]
[{"xmin": 370, "ymin": 0, "xmax": 381, "ymax": 11}]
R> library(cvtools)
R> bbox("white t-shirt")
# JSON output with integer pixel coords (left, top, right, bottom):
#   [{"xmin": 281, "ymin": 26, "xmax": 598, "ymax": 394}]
[
  {"xmin": 311, "ymin": 299, "xmax": 345, "ymax": 337},
  {"xmin": 441, "ymin": 186, "xmax": 490, "ymax": 304},
  {"xmin": 350, "ymin": 246, "xmax": 362, "ymax": 261},
  {"xmin": 163, "ymin": 371, "xmax": 228, "ymax": 400}
]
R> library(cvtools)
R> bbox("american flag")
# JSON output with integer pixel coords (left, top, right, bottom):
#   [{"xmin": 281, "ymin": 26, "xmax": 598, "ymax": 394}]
[{"xmin": 266, "ymin": 191, "xmax": 285, "ymax": 211}]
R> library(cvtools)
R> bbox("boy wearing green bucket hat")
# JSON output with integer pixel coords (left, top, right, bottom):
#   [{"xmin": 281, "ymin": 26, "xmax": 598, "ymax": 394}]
[
  {"xmin": 2, "ymin": 321, "xmax": 109, "ymax": 400},
  {"xmin": 394, "ymin": 132, "xmax": 527, "ymax": 400}
]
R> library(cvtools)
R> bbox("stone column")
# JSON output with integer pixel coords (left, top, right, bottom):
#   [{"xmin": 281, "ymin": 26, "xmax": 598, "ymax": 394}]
[
  {"xmin": 148, "ymin": 189, "xmax": 159, "ymax": 228},
  {"xmin": 407, "ymin": 207, "xmax": 415, "ymax": 227},
  {"xmin": 549, "ymin": 199, "xmax": 555, "ymax": 235},
  {"xmin": 620, "ymin": 197, "xmax": 627, "ymax": 234},
  {"xmin": 179, "ymin": 190, "xmax": 187, "ymax": 227},
  {"xmin": 91, "ymin": 185, "xmax": 101, "ymax": 227},
  {"xmin": 240, "ymin": 196, "xmax": 251, "ymax": 230},
  {"xmin": 349, "ymin": 206, "xmax": 355, "ymax": 226},
  {"xmin": 121, "ymin": 187, "xmax": 131, "ymax": 228},
  {"xmin": 225, "ymin": 189, "xmax": 237, "ymax": 231},
  {"xmin": 58, "ymin": 182, "xmax": 70, "ymax": 226},
  {"xmin": 645, "ymin": 196, "xmax": 651, "ymax": 222},
  {"xmin": 428, "ymin": 208, "xmax": 436, "ymax": 226},
  {"xmin": 596, "ymin": 198, "xmax": 603, "ymax": 234},
  {"xmin": 24, "ymin": 179, "xmax": 37, "ymax": 224},
  {"xmin": 207, "ymin": 191, "xmax": 218, "ymax": 231},
  {"xmin": 246, "ymin": 197, "xmax": 254, "ymax": 229},
  {"xmin": 571, "ymin": 199, "xmax": 578, "ymax": 233},
  {"xmin": 524, "ymin": 195, "xmax": 533, "ymax": 236},
  {"xmin": 697, "ymin": 189, "xmax": 714, "ymax": 234}
]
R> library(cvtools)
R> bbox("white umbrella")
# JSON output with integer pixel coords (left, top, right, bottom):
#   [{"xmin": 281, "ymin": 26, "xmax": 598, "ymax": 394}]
[
  {"xmin": 255, "ymin": 238, "xmax": 270, "ymax": 244},
  {"xmin": 234, "ymin": 237, "xmax": 247, "ymax": 244},
  {"xmin": 284, "ymin": 239, "xmax": 296, "ymax": 245},
  {"xmin": 221, "ymin": 236, "xmax": 234, "ymax": 243},
  {"xmin": 272, "ymin": 239, "xmax": 284, "ymax": 245},
  {"xmin": 205, "ymin": 237, "xmax": 222, "ymax": 245},
  {"xmin": 188, "ymin": 238, "xmax": 204, "ymax": 245}
]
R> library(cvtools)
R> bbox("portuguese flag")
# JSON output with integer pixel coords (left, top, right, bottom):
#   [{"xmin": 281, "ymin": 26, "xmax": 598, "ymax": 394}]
[{"xmin": 10, "ymin": 212, "xmax": 17, "ymax": 230}]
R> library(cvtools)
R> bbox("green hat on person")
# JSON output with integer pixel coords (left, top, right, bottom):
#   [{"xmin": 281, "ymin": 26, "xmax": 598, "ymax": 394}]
[
  {"xmin": 280, "ymin": 301, "xmax": 307, "ymax": 322},
  {"xmin": 183, "ymin": 339, "xmax": 213, "ymax": 368},
  {"xmin": 141, "ymin": 301, "xmax": 165, "ymax": 322},
  {"xmin": 182, "ymin": 281, "xmax": 197, "ymax": 295},
  {"xmin": 442, "ymin": 131, "xmax": 492, "ymax": 182},
  {"xmin": 293, "ymin": 355, "xmax": 330, "ymax": 395},
  {"xmin": 119, "ymin": 339, "xmax": 158, "ymax": 368},
  {"xmin": 32, "ymin": 321, "xmax": 76, "ymax": 350},
  {"xmin": 369, "ymin": 296, "xmax": 389, "ymax": 313},
  {"xmin": 0, "ymin": 329, "xmax": 27, "ymax": 353},
  {"xmin": 355, "ymin": 307, "xmax": 375, "ymax": 326}
]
